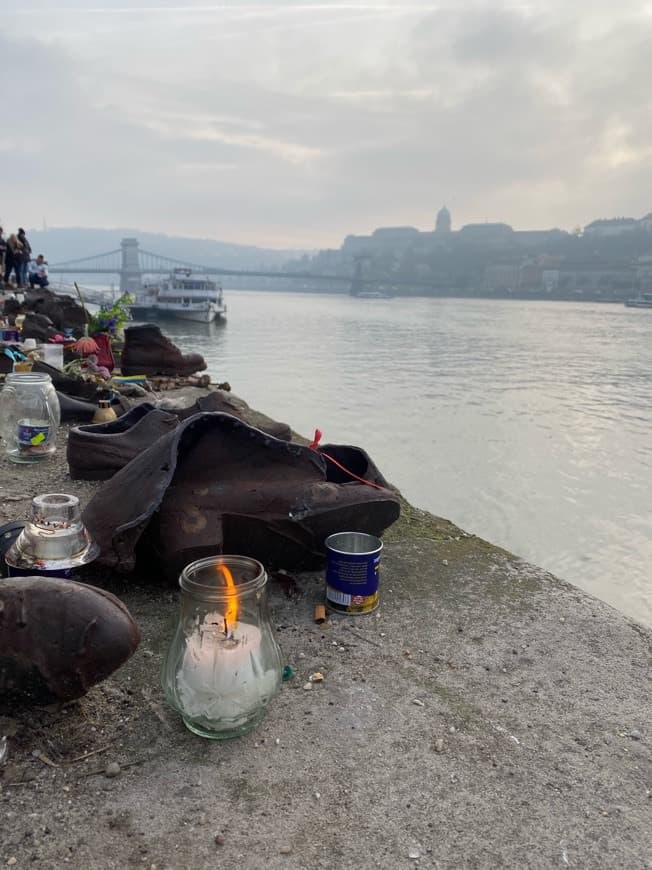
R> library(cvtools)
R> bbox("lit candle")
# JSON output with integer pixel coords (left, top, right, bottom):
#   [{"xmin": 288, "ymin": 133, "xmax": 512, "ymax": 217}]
[{"xmin": 176, "ymin": 612, "xmax": 277, "ymax": 727}]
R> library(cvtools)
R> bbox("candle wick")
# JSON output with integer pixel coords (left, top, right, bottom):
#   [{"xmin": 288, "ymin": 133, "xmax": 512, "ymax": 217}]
[{"xmin": 223, "ymin": 617, "xmax": 228, "ymax": 637}]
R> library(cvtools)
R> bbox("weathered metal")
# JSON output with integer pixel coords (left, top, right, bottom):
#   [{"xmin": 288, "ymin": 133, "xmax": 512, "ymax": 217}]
[
  {"xmin": 82, "ymin": 412, "xmax": 400, "ymax": 579},
  {"xmin": 0, "ymin": 577, "xmax": 141, "ymax": 703}
]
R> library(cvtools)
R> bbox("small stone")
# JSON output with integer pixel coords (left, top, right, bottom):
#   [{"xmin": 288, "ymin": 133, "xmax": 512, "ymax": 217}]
[
  {"xmin": 449, "ymin": 726, "xmax": 456, "ymax": 733},
  {"xmin": 412, "ymin": 699, "xmax": 425, "ymax": 707},
  {"xmin": 559, "ymin": 617, "xmax": 565, "ymax": 623},
  {"xmin": 279, "ymin": 846, "xmax": 292, "ymax": 855},
  {"xmin": 215, "ymin": 833, "xmax": 225, "ymax": 846},
  {"xmin": 7, "ymin": 859, "xmax": 17, "ymax": 866},
  {"xmin": 408, "ymin": 848, "xmax": 420, "ymax": 859},
  {"xmin": 434, "ymin": 738, "xmax": 445, "ymax": 753},
  {"xmin": 314, "ymin": 791, "xmax": 321, "ymax": 799},
  {"xmin": 105, "ymin": 762, "xmax": 121, "ymax": 778},
  {"xmin": 275, "ymin": 738, "xmax": 281, "ymax": 745},
  {"xmin": 303, "ymin": 682, "xmax": 313, "ymax": 691},
  {"xmin": 628, "ymin": 729, "xmax": 642, "ymax": 741},
  {"xmin": 442, "ymin": 559, "xmax": 448, "ymax": 566},
  {"xmin": 309, "ymin": 672, "xmax": 324, "ymax": 682},
  {"xmin": 338, "ymin": 647, "xmax": 345, "ymax": 652}
]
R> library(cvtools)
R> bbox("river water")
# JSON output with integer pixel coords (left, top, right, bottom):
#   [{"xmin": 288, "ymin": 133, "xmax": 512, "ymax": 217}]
[{"xmin": 153, "ymin": 292, "xmax": 651, "ymax": 627}]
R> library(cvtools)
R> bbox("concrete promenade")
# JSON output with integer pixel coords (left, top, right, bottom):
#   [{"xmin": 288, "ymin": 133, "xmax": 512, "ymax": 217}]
[{"xmin": 1, "ymin": 388, "xmax": 650, "ymax": 869}]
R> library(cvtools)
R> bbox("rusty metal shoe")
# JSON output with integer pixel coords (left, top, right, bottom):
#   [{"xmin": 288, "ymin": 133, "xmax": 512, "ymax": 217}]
[
  {"xmin": 82, "ymin": 412, "xmax": 400, "ymax": 578},
  {"xmin": 0, "ymin": 576, "xmax": 141, "ymax": 703},
  {"xmin": 121, "ymin": 324, "xmax": 207, "ymax": 377},
  {"xmin": 67, "ymin": 403, "xmax": 178, "ymax": 480}
]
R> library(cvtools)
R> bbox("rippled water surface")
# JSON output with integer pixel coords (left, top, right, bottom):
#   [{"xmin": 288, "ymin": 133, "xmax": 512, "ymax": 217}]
[{"xmin": 158, "ymin": 293, "xmax": 652, "ymax": 626}]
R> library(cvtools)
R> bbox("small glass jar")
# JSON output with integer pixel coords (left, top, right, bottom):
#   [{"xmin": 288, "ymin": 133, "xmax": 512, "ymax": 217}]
[
  {"xmin": 0, "ymin": 372, "xmax": 60, "ymax": 463},
  {"xmin": 161, "ymin": 556, "xmax": 283, "ymax": 739}
]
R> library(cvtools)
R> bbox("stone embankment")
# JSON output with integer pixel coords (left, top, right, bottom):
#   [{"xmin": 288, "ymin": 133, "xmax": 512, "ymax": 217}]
[{"xmin": 1, "ymin": 386, "xmax": 650, "ymax": 869}]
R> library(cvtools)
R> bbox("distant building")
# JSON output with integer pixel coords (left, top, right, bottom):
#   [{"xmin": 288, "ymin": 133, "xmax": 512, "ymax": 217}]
[
  {"xmin": 640, "ymin": 213, "xmax": 652, "ymax": 232},
  {"xmin": 435, "ymin": 205, "xmax": 451, "ymax": 233},
  {"xmin": 458, "ymin": 223, "xmax": 514, "ymax": 244},
  {"xmin": 514, "ymin": 229, "xmax": 567, "ymax": 247},
  {"xmin": 342, "ymin": 226, "xmax": 420, "ymax": 257},
  {"xmin": 370, "ymin": 226, "xmax": 420, "ymax": 242},
  {"xmin": 583, "ymin": 217, "xmax": 639, "ymax": 237}
]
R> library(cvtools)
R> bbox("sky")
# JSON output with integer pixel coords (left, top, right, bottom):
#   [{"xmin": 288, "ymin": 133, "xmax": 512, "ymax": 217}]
[{"xmin": 1, "ymin": 0, "xmax": 651, "ymax": 248}]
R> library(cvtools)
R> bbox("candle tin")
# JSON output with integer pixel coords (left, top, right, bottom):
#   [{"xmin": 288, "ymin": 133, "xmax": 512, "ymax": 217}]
[{"xmin": 324, "ymin": 531, "xmax": 383, "ymax": 614}]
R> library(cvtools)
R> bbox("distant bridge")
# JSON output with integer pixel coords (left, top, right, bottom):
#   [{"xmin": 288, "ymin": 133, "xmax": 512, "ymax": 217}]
[{"xmin": 49, "ymin": 237, "xmax": 354, "ymax": 295}]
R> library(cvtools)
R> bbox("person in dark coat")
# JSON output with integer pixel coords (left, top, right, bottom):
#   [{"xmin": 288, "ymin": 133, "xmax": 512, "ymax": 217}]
[
  {"xmin": 16, "ymin": 228, "xmax": 31, "ymax": 288},
  {"xmin": 0, "ymin": 229, "xmax": 6, "ymax": 286},
  {"xmin": 4, "ymin": 234, "xmax": 22, "ymax": 285}
]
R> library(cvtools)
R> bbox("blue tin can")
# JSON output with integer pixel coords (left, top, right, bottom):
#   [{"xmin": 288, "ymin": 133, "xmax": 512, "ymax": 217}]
[
  {"xmin": 324, "ymin": 531, "xmax": 383, "ymax": 614},
  {"xmin": 17, "ymin": 421, "xmax": 50, "ymax": 448}
]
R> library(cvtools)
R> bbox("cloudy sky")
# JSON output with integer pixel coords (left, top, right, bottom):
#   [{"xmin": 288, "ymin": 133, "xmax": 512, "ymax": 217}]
[{"xmin": 1, "ymin": 0, "xmax": 651, "ymax": 247}]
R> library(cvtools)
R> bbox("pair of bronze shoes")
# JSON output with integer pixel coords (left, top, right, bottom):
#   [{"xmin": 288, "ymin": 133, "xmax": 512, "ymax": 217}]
[{"xmin": 67, "ymin": 391, "xmax": 293, "ymax": 480}]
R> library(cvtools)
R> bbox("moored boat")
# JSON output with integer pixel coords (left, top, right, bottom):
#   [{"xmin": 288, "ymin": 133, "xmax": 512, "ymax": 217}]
[{"xmin": 130, "ymin": 269, "xmax": 226, "ymax": 323}]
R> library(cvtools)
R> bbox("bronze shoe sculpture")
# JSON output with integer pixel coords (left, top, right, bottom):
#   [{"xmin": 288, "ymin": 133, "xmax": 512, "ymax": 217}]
[
  {"xmin": 67, "ymin": 403, "xmax": 178, "ymax": 480},
  {"xmin": 0, "ymin": 576, "xmax": 141, "ymax": 703},
  {"xmin": 121, "ymin": 323, "xmax": 207, "ymax": 377},
  {"xmin": 82, "ymin": 412, "xmax": 400, "ymax": 579}
]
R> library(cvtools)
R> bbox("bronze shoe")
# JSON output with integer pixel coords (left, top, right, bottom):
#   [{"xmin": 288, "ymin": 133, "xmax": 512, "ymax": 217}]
[
  {"xmin": 121, "ymin": 324, "xmax": 207, "ymax": 377},
  {"xmin": 0, "ymin": 576, "xmax": 140, "ymax": 703},
  {"xmin": 67, "ymin": 403, "xmax": 178, "ymax": 480},
  {"xmin": 83, "ymin": 412, "xmax": 400, "ymax": 578}
]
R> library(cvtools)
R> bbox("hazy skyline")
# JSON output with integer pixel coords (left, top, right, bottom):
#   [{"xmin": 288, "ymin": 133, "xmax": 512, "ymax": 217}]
[{"xmin": 1, "ymin": 0, "xmax": 651, "ymax": 248}]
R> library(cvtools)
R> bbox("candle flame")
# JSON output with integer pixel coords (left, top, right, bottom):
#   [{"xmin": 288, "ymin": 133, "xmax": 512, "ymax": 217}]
[{"xmin": 218, "ymin": 564, "xmax": 238, "ymax": 633}]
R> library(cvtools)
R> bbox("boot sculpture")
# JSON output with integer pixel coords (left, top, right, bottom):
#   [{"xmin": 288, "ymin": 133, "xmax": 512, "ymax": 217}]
[
  {"xmin": 121, "ymin": 324, "xmax": 207, "ymax": 377},
  {"xmin": 0, "ymin": 577, "xmax": 141, "ymax": 703},
  {"xmin": 82, "ymin": 412, "xmax": 400, "ymax": 578}
]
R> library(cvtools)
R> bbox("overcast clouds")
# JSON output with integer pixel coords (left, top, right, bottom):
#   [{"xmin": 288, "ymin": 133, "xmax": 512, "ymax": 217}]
[{"xmin": 1, "ymin": 0, "xmax": 651, "ymax": 247}]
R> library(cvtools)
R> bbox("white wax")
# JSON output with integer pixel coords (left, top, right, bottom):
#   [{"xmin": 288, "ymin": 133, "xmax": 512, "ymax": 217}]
[{"xmin": 176, "ymin": 612, "xmax": 277, "ymax": 725}]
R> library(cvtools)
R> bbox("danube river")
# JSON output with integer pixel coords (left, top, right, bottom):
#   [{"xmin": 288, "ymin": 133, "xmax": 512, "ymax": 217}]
[{"xmin": 156, "ymin": 292, "xmax": 652, "ymax": 627}]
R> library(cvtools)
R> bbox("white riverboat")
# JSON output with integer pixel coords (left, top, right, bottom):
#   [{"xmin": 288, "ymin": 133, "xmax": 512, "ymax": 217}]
[{"xmin": 131, "ymin": 269, "xmax": 226, "ymax": 323}]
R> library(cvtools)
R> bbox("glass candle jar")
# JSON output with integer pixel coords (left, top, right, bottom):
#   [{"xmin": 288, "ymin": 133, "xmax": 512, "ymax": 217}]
[
  {"xmin": 0, "ymin": 372, "xmax": 60, "ymax": 463},
  {"xmin": 161, "ymin": 556, "xmax": 283, "ymax": 739}
]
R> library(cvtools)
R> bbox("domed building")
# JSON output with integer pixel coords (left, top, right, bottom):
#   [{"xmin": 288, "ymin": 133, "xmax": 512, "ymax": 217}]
[{"xmin": 435, "ymin": 205, "xmax": 451, "ymax": 233}]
